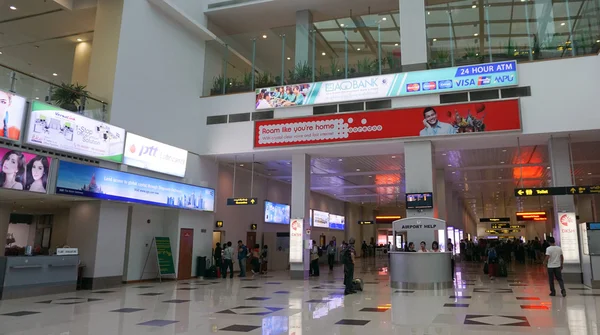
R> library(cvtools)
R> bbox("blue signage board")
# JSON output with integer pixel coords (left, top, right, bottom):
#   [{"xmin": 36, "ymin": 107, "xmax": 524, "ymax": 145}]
[
  {"xmin": 55, "ymin": 161, "xmax": 215, "ymax": 211},
  {"xmin": 256, "ymin": 60, "xmax": 518, "ymax": 110}
]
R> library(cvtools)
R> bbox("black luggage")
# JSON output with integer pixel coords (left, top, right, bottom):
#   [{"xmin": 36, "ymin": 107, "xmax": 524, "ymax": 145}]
[
  {"xmin": 498, "ymin": 259, "xmax": 508, "ymax": 277},
  {"xmin": 205, "ymin": 265, "xmax": 218, "ymax": 278},
  {"xmin": 352, "ymin": 278, "xmax": 363, "ymax": 291}
]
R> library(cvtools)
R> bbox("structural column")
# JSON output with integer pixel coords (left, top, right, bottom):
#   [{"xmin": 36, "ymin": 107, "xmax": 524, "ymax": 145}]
[
  {"xmin": 71, "ymin": 42, "xmax": 93, "ymax": 85},
  {"xmin": 290, "ymin": 154, "xmax": 311, "ymax": 279},
  {"xmin": 294, "ymin": 10, "xmax": 313, "ymax": 69},
  {"xmin": 548, "ymin": 136, "xmax": 581, "ymax": 281},
  {"xmin": 398, "ymin": 0, "xmax": 428, "ymax": 70},
  {"xmin": 0, "ymin": 205, "xmax": 10, "ymax": 256},
  {"xmin": 404, "ymin": 141, "xmax": 435, "ymax": 218},
  {"xmin": 435, "ymin": 169, "xmax": 447, "ymax": 220}
]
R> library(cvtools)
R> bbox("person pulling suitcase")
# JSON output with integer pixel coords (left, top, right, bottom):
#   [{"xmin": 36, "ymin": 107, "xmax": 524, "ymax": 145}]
[{"xmin": 343, "ymin": 238, "xmax": 357, "ymax": 295}]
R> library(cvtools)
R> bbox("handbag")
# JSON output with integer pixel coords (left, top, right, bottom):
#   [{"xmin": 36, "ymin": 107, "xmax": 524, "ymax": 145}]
[{"xmin": 483, "ymin": 261, "xmax": 489, "ymax": 275}]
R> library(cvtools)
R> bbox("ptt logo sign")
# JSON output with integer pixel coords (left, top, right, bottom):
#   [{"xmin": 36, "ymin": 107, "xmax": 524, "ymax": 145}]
[{"xmin": 129, "ymin": 144, "xmax": 158, "ymax": 157}]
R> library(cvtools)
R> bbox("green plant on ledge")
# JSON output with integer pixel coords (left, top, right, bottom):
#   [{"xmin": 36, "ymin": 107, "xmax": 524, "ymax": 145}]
[
  {"xmin": 51, "ymin": 83, "xmax": 88, "ymax": 112},
  {"xmin": 211, "ymin": 75, "xmax": 225, "ymax": 95}
]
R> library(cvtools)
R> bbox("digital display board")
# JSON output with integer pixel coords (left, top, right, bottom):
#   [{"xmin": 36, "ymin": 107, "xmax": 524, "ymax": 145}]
[
  {"xmin": 329, "ymin": 214, "xmax": 345, "ymax": 230},
  {"xmin": 313, "ymin": 210, "xmax": 329, "ymax": 228},
  {"xmin": 264, "ymin": 200, "xmax": 290, "ymax": 224},
  {"xmin": 406, "ymin": 192, "xmax": 433, "ymax": 209},
  {"xmin": 516, "ymin": 211, "xmax": 547, "ymax": 221},
  {"xmin": 55, "ymin": 160, "xmax": 214, "ymax": 211}
]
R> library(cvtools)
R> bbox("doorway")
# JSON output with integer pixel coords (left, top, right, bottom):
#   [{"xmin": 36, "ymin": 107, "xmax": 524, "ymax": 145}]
[
  {"xmin": 246, "ymin": 231, "xmax": 256, "ymax": 269},
  {"xmin": 177, "ymin": 228, "xmax": 194, "ymax": 280}
]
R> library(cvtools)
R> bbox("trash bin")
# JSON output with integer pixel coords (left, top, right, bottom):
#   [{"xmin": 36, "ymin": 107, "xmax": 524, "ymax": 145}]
[{"xmin": 196, "ymin": 256, "xmax": 207, "ymax": 277}]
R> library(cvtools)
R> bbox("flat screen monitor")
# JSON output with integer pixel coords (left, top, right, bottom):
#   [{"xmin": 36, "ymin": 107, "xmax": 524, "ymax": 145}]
[
  {"xmin": 329, "ymin": 214, "xmax": 345, "ymax": 230},
  {"xmin": 406, "ymin": 192, "xmax": 433, "ymax": 209},
  {"xmin": 264, "ymin": 201, "xmax": 290, "ymax": 224},
  {"xmin": 313, "ymin": 210, "xmax": 329, "ymax": 228}
]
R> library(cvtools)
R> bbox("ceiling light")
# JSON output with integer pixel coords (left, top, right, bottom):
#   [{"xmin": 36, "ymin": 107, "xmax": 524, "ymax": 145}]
[
  {"xmin": 580, "ymin": 178, "xmax": 584, "ymax": 181},
  {"xmin": 9, "ymin": 5, "xmax": 17, "ymax": 10},
  {"xmin": 369, "ymin": 175, "xmax": 373, "ymax": 178},
  {"xmin": 357, "ymin": 48, "xmax": 361, "ymax": 51},
  {"xmin": 452, "ymin": 171, "xmax": 456, "ymax": 174},
  {"xmin": 427, "ymin": 11, "xmax": 431, "ymax": 15},
  {"xmin": 287, "ymin": 57, "xmax": 291, "ymax": 60},
  {"xmin": 52, "ymin": 73, "xmax": 58, "ymax": 76},
  {"xmin": 433, "ymin": 38, "xmax": 437, "ymax": 42},
  {"xmin": 391, "ymin": 155, "xmax": 396, "ymax": 158},
  {"xmin": 394, "ymin": 43, "xmax": 399, "ymax": 46},
  {"xmin": 561, "ymin": 22, "xmax": 566, "ymax": 26},
  {"xmin": 356, "ymin": 168, "xmax": 361, "ymax": 172},
  {"xmin": 338, "ymin": 158, "xmax": 343, "ymax": 162},
  {"xmin": 596, "ymin": 40, "xmax": 600, "ymax": 43},
  {"xmin": 474, "ymin": 33, "xmax": 479, "ymax": 36},
  {"xmin": 35, "ymin": 97, "xmax": 39, "ymax": 100},
  {"xmin": 382, "ymin": 17, "xmax": 387, "ymax": 21},
  {"xmin": 322, "ymin": 52, "xmax": 326, "ymax": 56},
  {"xmin": 442, "ymin": 153, "xmax": 446, "ymax": 156},
  {"xmin": 547, "ymin": 166, "xmax": 551, "ymax": 169},
  {"xmin": 447, "ymin": 164, "xmax": 452, "ymax": 167},
  {"xmin": 588, "ymin": 172, "xmax": 592, "ymax": 175},
  {"xmin": 77, "ymin": 38, "xmax": 83, "ymax": 42},
  {"xmin": 262, "ymin": 35, "xmax": 267, "ymax": 39},
  {"xmin": 239, "ymin": 164, "xmax": 244, "ymax": 167},
  {"xmin": 472, "ymin": 5, "xmax": 477, "ymax": 8},
  {"xmin": 340, "ymin": 23, "xmax": 345, "ymax": 27},
  {"xmin": 0, "ymin": 51, "xmax": 2, "ymax": 55},
  {"xmin": 500, "ymin": 161, "xmax": 505, "ymax": 164},
  {"xmin": 502, "ymin": 149, "xmax": 507, "ymax": 152}
]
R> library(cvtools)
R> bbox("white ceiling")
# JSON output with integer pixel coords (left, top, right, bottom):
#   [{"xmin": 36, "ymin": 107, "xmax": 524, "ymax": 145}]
[{"xmin": 0, "ymin": 1, "xmax": 96, "ymax": 83}]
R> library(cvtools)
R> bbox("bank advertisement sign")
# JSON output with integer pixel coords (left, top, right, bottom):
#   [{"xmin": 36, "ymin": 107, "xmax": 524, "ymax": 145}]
[
  {"xmin": 55, "ymin": 161, "xmax": 215, "ymax": 211},
  {"xmin": 123, "ymin": 132, "xmax": 188, "ymax": 177},
  {"xmin": 255, "ymin": 99, "xmax": 520, "ymax": 148},
  {"xmin": 255, "ymin": 60, "xmax": 517, "ymax": 110},
  {"xmin": 0, "ymin": 89, "xmax": 27, "ymax": 143},
  {"xmin": 25, "ymin": 102, "xmax": 125, "ymax": 162},
  {"xmin": 558, "ymin": 212, "xmax": 579, "ymax": 264},
  {"xmin": 0, "ymin": 147, "xmax": 52, "ymax": 193}
]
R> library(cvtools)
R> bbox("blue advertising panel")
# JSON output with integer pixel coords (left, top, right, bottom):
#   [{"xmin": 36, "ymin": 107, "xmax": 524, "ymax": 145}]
[
  {"xmin": 264, "ymin": 200, "xmax": 290, "ymax": 224},
  {"xmin": 329, "ymin": 214, "xmax": 345, "ymax": 230},
  {"xmin": 55, "ymin": 161, "xmax": 214, "ymax": 211}
]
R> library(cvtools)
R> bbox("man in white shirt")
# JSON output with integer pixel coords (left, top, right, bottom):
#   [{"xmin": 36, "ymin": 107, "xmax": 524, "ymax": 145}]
[
  {"xmin": 419, "ymin": 107, "xmax": 457, "ymax": 136},
  {"xmin": 544, "ymin": 237, "xmax": 566, "ymax": 297}
]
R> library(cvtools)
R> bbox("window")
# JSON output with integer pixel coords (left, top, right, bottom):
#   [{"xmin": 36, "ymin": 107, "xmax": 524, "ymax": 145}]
[
  {"xmin": 501, "ymin": 87, "xmax": 531, "ymax": 98},
  {"xmin": 339, "ymin": 102, "xmax": 365, "ymax": 113},
  {"xmin": 206, "ymin": 115, "xmax": 228, "ymax": 125},
  {"xmin": 366, "ymin": 99, "xmax": 392, "ymax": 110},
  {"xmin": 313, "ymin": 104, "xmax": 338, "ymax": 115},
  {"xmin": 228, "ymin": 113, "xmax": 251, "ymax": 123},
  {"xmin": 469, "ymin": 89, "xmax": 499, "ymax": 101},
  {"xmin": 440, "ymin": 92, "xmax": 468, "ymax": 104},
  {"xmin": 252, "ymin": 110, "xmax": 274, "ymax": 120}
]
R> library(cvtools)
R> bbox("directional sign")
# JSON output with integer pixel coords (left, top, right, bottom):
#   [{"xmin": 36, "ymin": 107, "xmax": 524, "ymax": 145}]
[
  {"xmin": 567, "ymin": 185, "xmax": 600, "ymax": 194},
  {"xmin": 250, "ymin": 223, "xmax": 258, "ymax": 230},
  {"xmin": 516, "ymin": 211, "xmax": 547, "ymax": 221},
  {"xmin": 491, "ymin": 223, "xmax": 510, "ymax": 229},
  {"xmin": 358, "ymin": 220, "xmax": 375, "ymax": 225},
  {"xmin": 480, "ymin": 217, "xmax": 511, "ymax": 223},
  {"xmin": 515, "ymin": 186, "xmax": 600, "ymax": 197},
  {"xmin": 227, "ymin": 197, "xmax": 258, "ymax": 206},
  {"xmin": 216, "ymin": 220, "xmax": 224, "ymax": 228}
]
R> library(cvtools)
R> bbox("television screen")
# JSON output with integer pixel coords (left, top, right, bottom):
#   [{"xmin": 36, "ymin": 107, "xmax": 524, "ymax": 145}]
[
  {"xmin": 406, "ymin": 192, "xmax": 433, "ymax": 209},
  {"xmin": 313, "ymin": 210, "xmax": 329, "ymax": 228},
  {"xmin": 329, "ymin": 214, "xmax": 345, "ymax": 230},
  {"xmin": 264, "ymin": 201, "xmax": 290, "ymax": 224}
]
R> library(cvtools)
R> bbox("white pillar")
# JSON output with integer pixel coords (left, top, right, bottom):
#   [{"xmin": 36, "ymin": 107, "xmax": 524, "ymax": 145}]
[
  {"xmin": 0, "ymin": 205, "xmax": 10, "ymax": 256},
  {"xmin": 290, "ymin": 154, "xmax": 310, "ymax": 279},
  {"xmin": 71, "ymin": 42, "xmax": 93, "ymax": 85},
  {"xmin": 549, "ymin": 136, "xmax": 581, "ymax": 281},
  {"xmin": 294, "ymin": 10, "xmax": 313, "ymax": 68},
  {"xmin": 404, "ymin": 141, "xmax": 434, "ymax": 218},
  {"xmin": 435, "ymin": 169, "xmax": 447, "ymax": 220},
  {"xmin": 399, "ymin": 0, "xmax": 428, "ymax": 70}
]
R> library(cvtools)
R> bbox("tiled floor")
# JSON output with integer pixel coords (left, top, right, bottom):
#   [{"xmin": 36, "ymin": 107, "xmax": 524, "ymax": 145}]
[{"xmin": 0, "ymin": 258, "xmax": 597, "ymax": 334}]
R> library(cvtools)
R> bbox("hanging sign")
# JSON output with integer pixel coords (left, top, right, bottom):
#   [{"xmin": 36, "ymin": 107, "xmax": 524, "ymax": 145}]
[{"xmin": 227, "ymin": 197, "xmax": 258, "ymax": 205}]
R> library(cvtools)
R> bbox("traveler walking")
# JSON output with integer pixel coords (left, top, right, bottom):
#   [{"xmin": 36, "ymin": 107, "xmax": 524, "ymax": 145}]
[{"xmin": 544, "ymin": 237, "xmax": 566, "ymax": 297}]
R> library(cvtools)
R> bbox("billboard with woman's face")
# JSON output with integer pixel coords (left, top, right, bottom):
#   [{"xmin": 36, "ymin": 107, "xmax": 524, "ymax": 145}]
[
  {"xmin": 0, "ymin": 90, "xmax": 27, "ymax": 143},
  {"xmin": 0, "ymin": 148, "xmax": 52, "ymax": 193}
]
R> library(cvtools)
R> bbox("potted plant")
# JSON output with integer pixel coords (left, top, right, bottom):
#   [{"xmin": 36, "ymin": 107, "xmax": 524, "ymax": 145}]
[
  {"xmin": 210, "ymin": 75, "xmax": 225, "ymax": 95},
  {"xmin": 51, "ymin": 83, "xmax": 88, "ymax": 112}
]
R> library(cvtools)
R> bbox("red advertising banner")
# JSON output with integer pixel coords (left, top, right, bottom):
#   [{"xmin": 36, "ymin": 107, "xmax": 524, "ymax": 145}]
[{"xmin": 254, "ymin": 99, "xmax": 520, "ymax": 148}]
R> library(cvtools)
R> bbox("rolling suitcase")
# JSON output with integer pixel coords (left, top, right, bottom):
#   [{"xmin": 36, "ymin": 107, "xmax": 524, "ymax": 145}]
[{"xmin": 352, "ymin": 278, "xmax": 363, "ymax": 292}]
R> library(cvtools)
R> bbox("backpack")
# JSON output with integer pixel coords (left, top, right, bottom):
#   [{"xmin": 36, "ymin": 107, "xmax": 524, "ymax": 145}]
[
  {"xmin": 488, "ymin": 248, "xmax": 497, "ymax": 260},
  {"xmin": 317, "ymin": 247, "xmax": 323, "ymax": 257}
]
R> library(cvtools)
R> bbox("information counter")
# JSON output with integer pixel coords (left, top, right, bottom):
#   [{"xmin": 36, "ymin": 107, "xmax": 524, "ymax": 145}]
[
  {"xmin": 0, "ymin": 255, "xmax": 79, "ymax": 299},
  {"xmin": 389, "ymin": 251, "xmax": 453, "ymax": 290}
]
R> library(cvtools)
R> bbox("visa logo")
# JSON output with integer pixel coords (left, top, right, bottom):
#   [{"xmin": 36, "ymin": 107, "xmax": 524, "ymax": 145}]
[
  {"xmin": 478, "ymin": 76, "xmax": 492, "ymax": 85},
  {"xmin": 438, "ymin": 80, "xmax": 453, "ymax": 89},
  {"xmin": 454, "ymin": 79, "xmax": 476, "ymax": 87},
  {"xmin": 494, "ymin": 75, "xmax": 515, "ymax": 83}
]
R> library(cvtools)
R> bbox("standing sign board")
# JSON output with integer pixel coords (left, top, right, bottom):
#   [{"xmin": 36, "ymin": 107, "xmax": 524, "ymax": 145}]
[
  {"xmin": 289, "ymin": 218, "xmax": 304, "ymax": 263},
  {"xmin": 155, "ymin": 237, "xmax": 176, "ymax": 276},
  {"xmin": 558, "ymin": 212, "xmax": 580, "ymax": 264}
]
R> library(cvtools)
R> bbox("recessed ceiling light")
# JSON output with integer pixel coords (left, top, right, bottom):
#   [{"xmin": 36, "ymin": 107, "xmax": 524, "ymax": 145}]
[
  {"xmin": 239, "ymin": 164, "xmax": 244, "ymax": 167},
  {"xmin": 580, "ymin": 178, "xmax": 584, "ymax": 181},
  {"xmin": 596, "ymin": 40, "xmax": 600, "ymax": 43},
  {"xmin": 382, "ymin": 17, "xmax": 387, "ymax": 21},
  {"xmin": 77, "ymin": 38, "xmax": 83, "ymax": 42},
  {"xmin": 340, "ymin": 23, "xmax": 345, "ymax": 27},
  {"xmin": 356, "ymin": 168, "xmax": 361, "ymax": 172},
  {"xmin": 472, "ymin": 5, "xmax": 477, "ymax": 8},
  {"xmin": 588, "ymin": 172, "xmax": 592, "ymax": 175},
  {"xmin": 452, "ymin": 171, "xmax": 456, "ymax": 174},
  {"xmin": 498, "ymin": 177, "xmax": 502, "ymax": 179},
  {"xmin": 338, "ymin": 158, "xmax": 343, "ymax": 162},
  {"xmin": 287, "ymin": 162, "xmax": 291, "ymax": 165},
  {"xmin": 474, "ymin": 33, "xmax": 479, "ymax": 36},
  {"xmin": 287, "ymin": 57, "xmax": 291, "ymax": 60},
  {"xmin": 357, "ymin": 48, "xmax": 361, "ymax": 51},
  {"xmin": 427, "ymin": 11, "xmax": 431, "ymax": 15},
  {"xmin": 442, "ymin": 153, "xmax": 446, "ymax": 156},
  {"xmin": 35, "ymin": 97, "xmax": 39, "ymax": 100},
  {"xmin": 433, "ymin": 38, "xmax": 437, "ymax": 42},
  {"xmin": 322, "ymin": 52, "xmax": 326, "ymax": 56},
  {"xmin": 502, "ymin": 149, "xmax": 507, "ymax": 152},
  {"xmin": 262, "ymin": 35, "xmax": 267, "ymax": 39},
  {"xmin": 391, "ymin": 155, "xmax": 396, "ymax": 158},
  {"xmin": 0, "ymin": 51, "xmax": 3, "ymax": 55},
  {"xmin": 9, "ymin": 5, "xmax": 17, "ymax": 10},
  {"xmin": 447, "ymin": 164, "xmax": 452, "ymax": 167},
  {"xmin": 394, "ymin": 43, "xmax": 398, "ymax": 46},
  {"xmin": 561, "ymin": 22, "xmax": 566, "ymax": 26},
  {"xmin": 547, "ymin": 166, "xmax": 551, "ymax": 169},
  {"xmin": 368, "ymin": 175, "xmax": 373, "ymax": 178},
  {"xmin": 52, "ymin": 73, "xmax": 58, "ymax": 76},
  {"xmin": 500, "ymin": 161, "xmax": 505, "ymax": 164}
]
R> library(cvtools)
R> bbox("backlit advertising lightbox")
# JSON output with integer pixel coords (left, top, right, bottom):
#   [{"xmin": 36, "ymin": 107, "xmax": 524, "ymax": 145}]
[
  {"xmin": 123, "ymin": 132, "xmax": 188, "ymax": 177},
  {"xmin": 0, "ymin": 147, "xmax": 52, "ymax": 193},
  {"xmin": 313, "ymin": 210, "xmax": 329, "ymax": 228},
  {"xmin": 55, "ymin": 161, "xmax": 214, "ymax": 211},
  {"xmin": 0, "ymin": 90, "xmax": 27, "ymax": 143},
  {"xmin": 25, "ymin": 101, "xmax": 125, "ymax": 162}
]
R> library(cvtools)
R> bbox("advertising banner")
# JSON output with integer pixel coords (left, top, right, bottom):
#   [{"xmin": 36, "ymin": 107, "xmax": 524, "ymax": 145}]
[
  {"xmin": 255, "ymin": 60, "xmax": 517, "ymax": 110},
  {"xmin": 0, "ymin": 90, "xmax": 27, "ymax": 142},
  {"xmin": 255, "ymin": 99, "xmax": 520, "ymax": 148},
  {"xmin": 0, "ymin": 147, "xmax": 52, "ymax": 193},
  {"xmin": 558, "ymin": 212, "xmax": 580, "ymax": 264},
  {"xmin": 264, "ymin": 200, "xmax": 290, "ymax": 224},
  {"xmin": 55, "ymin": 161, "xmax": 215, "ymax": 211},
  {"xmin": 329, "ymin": 214, "xmax": 345, "ymax": 230},
  {"xmin": 312, "ymin": 210, "xmax": 329, "ymax": 228},
  {"xmin": 123, "ymin": 132, "xmax": 188, "ymax": 177},
  {"xmin": 25, "ymin": 101, "xmax": 126, "ymax": 162},
  {"xmin": 289, "ymin": 218, "xmax": 304, "ymax": 263},
  {"xmin": 154, "ymin": 237, "xmax": 176, "ymax": 275}
]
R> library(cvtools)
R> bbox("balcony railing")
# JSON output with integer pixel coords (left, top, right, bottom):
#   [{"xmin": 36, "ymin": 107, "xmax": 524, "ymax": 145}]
[
  {"xmin": 0, "ymin": 63, "xmax": 108, "ymax": 122},
  {"xmin": 203, "ymin": 0, "xmax": 600, "ymax": 97}
]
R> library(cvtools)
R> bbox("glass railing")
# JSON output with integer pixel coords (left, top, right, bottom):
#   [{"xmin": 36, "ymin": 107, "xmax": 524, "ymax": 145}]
[
  {"xmin": 425, "ymin": 0, "xmax": 600, "ymax": 69},
  {"xmin": 203, "ymin": 12, "xmax": 402, "ymax": 96},
  {"xmin": 0, "ymin": 64, "xmax": 109, "ymax": 121}
]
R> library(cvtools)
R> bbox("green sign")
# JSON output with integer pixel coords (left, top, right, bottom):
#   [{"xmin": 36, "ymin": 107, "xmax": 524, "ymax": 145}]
[{"xmin": 155, "ymin": 237, "xmax": 175, "ymax": 275}]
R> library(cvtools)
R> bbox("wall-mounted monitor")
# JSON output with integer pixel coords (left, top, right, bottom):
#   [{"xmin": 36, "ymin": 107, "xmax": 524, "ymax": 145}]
[
  {"xmin": 25, "ymin": 101, "xmax": 125, "ymax": 163},
  {"xmin": 406, "ymin": 192, "xmax": 433, "ymax": 209},
  {"xmin": 0, "ymin": 147, "xmax": 53, "ymax": 194},
  {"xmin": 0, "ymin": 89, "xmax": 27, "ymax": 143},
  {"xmin": 264, "ymin": 200, "xmax": 290, "ymax": 224},
  {"xmin": 312, "ymin": 210, "xmax": 329, "ymax": 228},
  {"xmin": 329, "ymin": 214, "xmax": 345, "ymax": 230},
  {"xmin": 55, "ymin": 160, "xmax": 214, "ymax": 211}
]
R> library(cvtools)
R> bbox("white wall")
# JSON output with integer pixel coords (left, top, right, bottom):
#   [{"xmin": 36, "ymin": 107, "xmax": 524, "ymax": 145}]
[
  {"xmin": 93, "ymin": 202, "xmax": 129, "ymax": 278},
  {"xmin": 196, "ymin": 55, "xmax": 600, "ymax": 156},
  {"xmin": 67, "ymin": 202, "xmax": 101, "ymax": 277}
]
